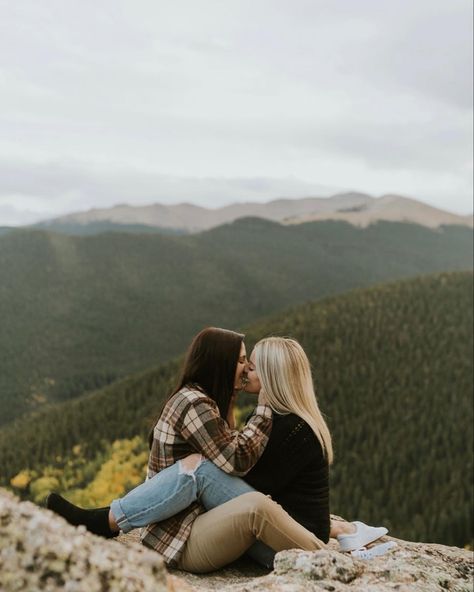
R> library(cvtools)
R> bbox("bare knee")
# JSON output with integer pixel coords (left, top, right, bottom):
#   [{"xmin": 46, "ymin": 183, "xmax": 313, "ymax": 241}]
[{"xmin": 179, "ymin": 453, "xmax": 203, "ymax": 474}]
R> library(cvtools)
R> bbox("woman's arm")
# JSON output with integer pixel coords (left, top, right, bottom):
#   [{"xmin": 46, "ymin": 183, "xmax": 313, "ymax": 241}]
[{"xmin": 180, "ymin": 397, "xmax": 272, "ymax": 476}]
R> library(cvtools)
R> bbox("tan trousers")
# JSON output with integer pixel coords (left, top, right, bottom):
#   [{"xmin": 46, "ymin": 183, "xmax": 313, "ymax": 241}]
[{"xmin": 178, "ymin": 491, "xmax": 325, "ymax": 573}]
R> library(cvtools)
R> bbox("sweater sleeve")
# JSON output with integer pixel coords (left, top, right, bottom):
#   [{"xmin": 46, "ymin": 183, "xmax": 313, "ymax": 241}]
[
  {"xmin": 245, "ymin": 418, "xmax": 321, "ymax": 495},
  {"xmin": 179, "ymin": 398, "xmax": 273, "ymax": 476}
]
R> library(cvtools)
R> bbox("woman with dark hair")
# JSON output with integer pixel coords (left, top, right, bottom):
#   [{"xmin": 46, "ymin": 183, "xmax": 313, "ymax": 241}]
[
  {"xmin": 48, "ymin": 329, "xmax": 388, "ymax": 572},
  {"xmin": 48, "ymin": 328, "xmax": 330, "ymax": 570},
  {"xmin": 153, "ymin": 326, "xmax": 247, "ymax": 433}
]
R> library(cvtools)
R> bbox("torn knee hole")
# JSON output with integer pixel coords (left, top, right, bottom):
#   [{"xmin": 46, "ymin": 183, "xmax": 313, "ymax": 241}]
[{"xmin": 179, "ymin": 453, "xmax": 203, "ymax": 475}]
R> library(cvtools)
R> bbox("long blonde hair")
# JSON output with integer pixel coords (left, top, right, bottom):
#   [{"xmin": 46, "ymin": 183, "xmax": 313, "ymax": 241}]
[{"xmin": 254, "ymin": 337, "xmax": 333, "ymax": 464}]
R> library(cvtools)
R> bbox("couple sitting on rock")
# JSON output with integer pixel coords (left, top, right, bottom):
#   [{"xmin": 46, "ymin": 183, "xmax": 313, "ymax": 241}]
[{"xmin": 47, "ymin": 327, "xmax": 393, "ymax": 573}]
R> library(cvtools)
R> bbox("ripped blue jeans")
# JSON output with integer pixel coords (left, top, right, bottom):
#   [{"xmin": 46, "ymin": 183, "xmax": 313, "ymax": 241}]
[{"xmin": 110, "ymin": 458, "xmax": 275, "ymax": 568}]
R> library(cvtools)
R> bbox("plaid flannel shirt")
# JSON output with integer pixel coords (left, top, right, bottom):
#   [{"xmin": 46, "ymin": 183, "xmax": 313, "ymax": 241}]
[{"xmin": 140, "ymin": 386, "xmax": 273, "ymax": 566}]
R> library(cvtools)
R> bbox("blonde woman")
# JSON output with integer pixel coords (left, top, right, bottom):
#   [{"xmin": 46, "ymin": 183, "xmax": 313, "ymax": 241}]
[{"xmin": 48, "ymin": 334, "xmax": 387, "ymax": 572}]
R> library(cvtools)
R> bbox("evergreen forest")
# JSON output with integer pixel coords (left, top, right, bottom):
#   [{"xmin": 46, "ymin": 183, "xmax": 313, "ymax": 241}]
[
  {"xmin": 1, "ymin": 271, "xmax": 472, "ymax": 548},
  {"xmin": 0, "ymin": 219, "xmax": 472, "ymax": 426}
]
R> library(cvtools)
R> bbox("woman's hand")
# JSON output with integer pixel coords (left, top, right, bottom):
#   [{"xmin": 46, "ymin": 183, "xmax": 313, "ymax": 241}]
[{"xmin": 226, "ymin": 395, "xmax": 236, "ymax": 429}]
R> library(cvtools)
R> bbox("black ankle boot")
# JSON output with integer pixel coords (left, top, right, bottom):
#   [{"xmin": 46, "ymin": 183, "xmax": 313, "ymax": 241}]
[{"xmin": 45, "ymin": 492, "xmax": 118, "ymax": 538}]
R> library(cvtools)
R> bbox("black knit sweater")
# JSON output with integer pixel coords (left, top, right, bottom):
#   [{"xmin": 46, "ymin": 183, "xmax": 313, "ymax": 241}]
[{"xmin": 244, "ymin": 412, "xmax": 330, "ymax": 543}]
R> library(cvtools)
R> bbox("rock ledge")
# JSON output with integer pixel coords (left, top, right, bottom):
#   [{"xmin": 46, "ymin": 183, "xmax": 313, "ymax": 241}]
[{"xmin": 1, "ymin": 489, "xmax": 472, "ymax": 592}]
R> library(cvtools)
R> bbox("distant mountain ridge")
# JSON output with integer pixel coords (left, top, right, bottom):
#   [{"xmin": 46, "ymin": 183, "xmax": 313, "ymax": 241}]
[
  {"xmin": 0, "ymin": 218, "xmax": 472, "ymax": 427},
  {"xmin": 285, "ymin": 194, "xmax": 474, "ymax": 228},
  {"xmin": 35, "ymin": 192, "xmax": 473, "ymax": 234}
]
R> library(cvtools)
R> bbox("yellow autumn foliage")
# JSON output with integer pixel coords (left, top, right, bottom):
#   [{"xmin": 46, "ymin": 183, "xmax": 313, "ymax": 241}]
[
  {"xmin": 30, "ymin": 476, "xmax": 61, "ymax": 504},
  {"xmin": 7, "ymin": 437, "xmax": 149, "ymax": 509},
  {"xmin": 68, "ymin": 436, "xmax": 148, "ymax": 507},
  {"xmin": 10, "ymin": 471, "xmax": 32, "ymax": 490}
]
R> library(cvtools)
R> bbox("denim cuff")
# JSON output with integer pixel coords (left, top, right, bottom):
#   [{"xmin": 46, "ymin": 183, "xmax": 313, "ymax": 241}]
[{"xmin": 110, "ymin": 498, "xmax": 133, "ymax": 533}]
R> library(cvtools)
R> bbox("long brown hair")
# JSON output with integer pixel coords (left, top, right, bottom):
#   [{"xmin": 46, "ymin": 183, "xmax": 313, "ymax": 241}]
[{"xmin": 148, "ymin": 327, "xmax": 244, "ymax": 447}]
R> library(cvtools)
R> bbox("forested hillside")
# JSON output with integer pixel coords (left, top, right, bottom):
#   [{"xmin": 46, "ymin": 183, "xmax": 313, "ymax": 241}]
[
  {"xmin": 1, "ymin": 219, "xmax": 472, "ymax": 426},
  {"xmin": 1, "ymin": 271, "xmax": 472, "ymax": 547},
  {"xmin": 33, "ymin": 221, "xmax": 186, "ymax": 236}
]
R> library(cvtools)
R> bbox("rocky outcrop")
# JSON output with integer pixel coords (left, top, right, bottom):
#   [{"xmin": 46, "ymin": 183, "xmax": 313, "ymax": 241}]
[
  {"xmin": 0, "ymin": 488, "xmax": 180, "ymax": 591},
  {"xmin": 1, "ymin": 489, "xmax": 473, "ymax": 592},
  {"xmin": 169, "ymin": 539, "xmax": 474, "ymax": 592},
  {"xmin": 268, "ymin": 545, "xmax": 474, "ymax": 592}
]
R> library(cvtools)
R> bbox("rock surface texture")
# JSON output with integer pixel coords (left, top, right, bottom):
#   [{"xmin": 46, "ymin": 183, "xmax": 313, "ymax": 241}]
[
  {"xmin": 0, "ymin": 489, "xmax": 174, "ymax": 591},
  {"xmin": 1, "ymin": 489, "xmax": 473, "ymax": 592}
]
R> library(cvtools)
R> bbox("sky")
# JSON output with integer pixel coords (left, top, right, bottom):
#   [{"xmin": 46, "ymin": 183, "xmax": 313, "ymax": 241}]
[{"xmin": 0, "ymin": 0, "xmax": 472, "ymax": 225}]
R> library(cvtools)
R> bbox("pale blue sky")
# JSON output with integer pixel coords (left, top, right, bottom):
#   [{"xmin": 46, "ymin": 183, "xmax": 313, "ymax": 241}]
[{"xmin": 0, "ymin": 0, "xmax": 472, "ymax": 224}]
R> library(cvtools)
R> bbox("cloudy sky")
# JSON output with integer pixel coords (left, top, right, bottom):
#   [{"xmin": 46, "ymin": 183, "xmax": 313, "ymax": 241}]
[{"xmin": 0, "ymin": 0, "xmax": 472, "ymax": 225}]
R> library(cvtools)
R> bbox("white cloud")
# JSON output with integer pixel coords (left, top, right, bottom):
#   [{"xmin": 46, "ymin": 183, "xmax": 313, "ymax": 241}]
[{"xmin": 0, "ymin": 0, "xmax": 472, "ymax": 222}]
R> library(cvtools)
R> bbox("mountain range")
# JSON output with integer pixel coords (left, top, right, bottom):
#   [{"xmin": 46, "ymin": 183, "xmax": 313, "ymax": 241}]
[
  {"xmin": 34, "ymin": 192, "xmax": 473, "ymax": 234},
  {"xmin": 0, "ymin": 218, "xmax": 472, "ymax": 427}
]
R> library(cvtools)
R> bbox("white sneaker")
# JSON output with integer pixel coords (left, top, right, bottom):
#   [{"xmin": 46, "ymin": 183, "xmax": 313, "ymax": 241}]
[
  {"xmin": 337, "ymin": 521, "xmax": 388, "ymax": 552},
  {"xmin": 351, "ymin": 541, "xmax": 397, "ymax": 560}
]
